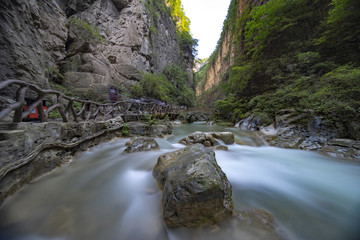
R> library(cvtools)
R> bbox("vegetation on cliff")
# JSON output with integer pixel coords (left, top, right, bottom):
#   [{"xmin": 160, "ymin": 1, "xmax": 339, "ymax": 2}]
[
  {"xmin": 166, "ymin": 0, "xmax": 198, "ymax": 55},
  {"xmin": 142, "ymin": 0, "xmax": 196, "ymax": 106},
  {"xmin": 198, "ymin": 0, "xmax": 360, "ymax": 138},
  {"xmin": 146, "ymin": 0, "xmax": 197, "ymax": 56},
  {"xmin": 130, "ymin": 64, "xmax": 196, "ymax": 106}
]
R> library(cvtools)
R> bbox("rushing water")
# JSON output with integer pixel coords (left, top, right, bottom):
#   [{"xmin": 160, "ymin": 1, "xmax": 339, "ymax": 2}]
[{"xmin": 1, "ymin": 122, "xmax": 360, "ymax": 240}]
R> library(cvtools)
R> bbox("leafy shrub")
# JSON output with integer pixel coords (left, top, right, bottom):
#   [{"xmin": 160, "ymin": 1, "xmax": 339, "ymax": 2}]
[
  {"xmin": 130, "ymin": 84, "xmax": 143, "ymax": 99},
  {"xmin": 141, "ymin": 73, "xmax": 173, "ymax": 102},
  {"xmin": 297, "ymin": 52, "xmax": 320, "ymax": 67},
  {"xmin": 310, "ymin": 66, "xmax": 360, "ymax": 121},
  {"xmin": 121, "ymin": 123, "xmax": 130, "ymax": 137},
  {"xmin": 48, "ymin": 109, "xmax": 61, "ymax": 119},
  {"xmin": 142, "ymin": 112, "xmax": 159, "ymax": 125},
  {"xmin": 316, "ymin": 0, "xmax": 360, "ymax": 47},
  {"xmin": 229, "ymin": 63, "xmax": 254, "ymax": 95}
]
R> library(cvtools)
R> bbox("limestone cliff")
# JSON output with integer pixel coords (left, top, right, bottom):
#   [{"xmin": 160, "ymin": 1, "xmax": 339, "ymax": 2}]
[
  {"xmin": 0, "ymin": 0, "xmax": 194, "ymax": 100},
  {"xmin": 196, "ymin": 0, "xmax": 269, "ymax": 100}
]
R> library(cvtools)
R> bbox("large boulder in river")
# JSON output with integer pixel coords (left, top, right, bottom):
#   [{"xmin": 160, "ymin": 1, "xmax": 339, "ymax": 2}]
[
  {"xmin": 179, "ymin": 131, "xmax": 235, "ymax": 147},
  {"xmin": 153, "ymin": 144, "xmax": 234, "ymax": 227},
  {"xmin": 123, "ymin": 137, "xmax": 159, "ymax": 153}
]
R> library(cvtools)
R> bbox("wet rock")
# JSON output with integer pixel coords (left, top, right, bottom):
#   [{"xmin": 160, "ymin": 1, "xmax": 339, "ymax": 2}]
[
  {"xmin": 0, "ymin": 117, "xmax": 125, "ymax": 205},
  {"xmin": 112, "ymin": 0, "xmax": 133, "ymax": 11},
  {"xmin": 299, "ymin": 139, "xmax": 322, "ymax": 150},
  {"xmin": 211, "ymin": 132, "xmax": 235, "ymax": 145},
  {"xmin": 213, "ymin": 145, "xmax": 229, "ymax": 151},
  {"xmin": 129, "ymin": 122, "xmax": 172, "ymax": 137},
  {"xmin": 260, "ymin": 124, "xmax": 278, "ymax": 136},
  {"xmin": 236, "ymin": 113, "xmax": 270, "ymax": 131},
  {"xmin": 153, "ymin": 144, "xmax": 234, "ymax": 228},
  {"xmin": 179, "ymin": 131, "xmax": 216, "ymax": 146},
  {"xmin": 327, "ymin": 138, "xmax": 360, "ymax": 148},
  {"xmin": 319, "ymin": 138, "xmax": 360, "ymax": 161},
  {"xmin": 123, "ymin": 137, "xmax": 159, "ymax": 153},
  {"xmin": 228, "ymin": 209, "xmax": 285, "ymax": 240},
  {"xmin": 179, "ymin": 132, "xmax": 235, "ymax": 147}
]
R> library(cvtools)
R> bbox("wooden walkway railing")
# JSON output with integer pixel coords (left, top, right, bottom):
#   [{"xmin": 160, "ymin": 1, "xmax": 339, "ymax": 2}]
[{"xmin": 0, "ymin": 79, "xmax": 179, "ymax": 123}]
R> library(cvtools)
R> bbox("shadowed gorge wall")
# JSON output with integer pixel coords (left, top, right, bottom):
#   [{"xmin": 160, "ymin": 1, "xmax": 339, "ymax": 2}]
[{"xmin": 0, "ymin": 0, "xmax": 194, "ymax": 102}]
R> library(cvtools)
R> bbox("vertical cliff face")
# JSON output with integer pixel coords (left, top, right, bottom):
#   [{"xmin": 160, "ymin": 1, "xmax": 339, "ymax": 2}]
[
  {"xmin": 196, "ymin": 0, "xmax": 269, "ymax": 99},
  {"xmin": 0, "ymin": 0, "xmax": 193, "ymax": 100},
  {"xmin": 0, "ymin": 0, "xmax": 68, "ymax": 89},
  {"xmin": 202, "ymin": 30, "xmax": 234, "ymax": 93}
]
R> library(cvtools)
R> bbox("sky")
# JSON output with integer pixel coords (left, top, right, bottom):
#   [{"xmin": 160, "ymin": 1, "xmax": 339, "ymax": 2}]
[{"xmin": 181, "ymin": 0, "xmax": 232, "ymax": 59}]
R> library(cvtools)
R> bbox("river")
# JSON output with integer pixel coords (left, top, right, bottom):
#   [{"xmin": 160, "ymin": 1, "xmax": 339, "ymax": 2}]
[{"xmin": 0, "ymin": 122, "xmax": 359, "ymax": 240}]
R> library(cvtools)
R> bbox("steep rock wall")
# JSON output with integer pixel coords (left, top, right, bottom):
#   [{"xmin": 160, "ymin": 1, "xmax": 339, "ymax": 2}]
[
  {"xmin": 0, "ymin": 0, "xmax": 193, "ymax": 100},
  {"xmin": 196, "ymin": 0, "xmax": 268, "ymax": 98},
  {"xmin": 0, "ymin": 0, "xmax": 68, "ymax": 89}
]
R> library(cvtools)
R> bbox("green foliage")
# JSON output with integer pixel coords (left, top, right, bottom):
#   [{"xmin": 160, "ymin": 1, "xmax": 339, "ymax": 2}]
[
  {"xmin": 166, "ymin": 0, "xmax": 190, "ymax": 32},
  {"xmin": 145, "ymin": 0, "xmax": 197, "ymax": 55},
  {"xmin": 103, "ymin": 122, "xmax": 110, "ymax": 133},
  {"xmin": 296, "ymin": 51, "xmax": 321, "ymax": 72},
  {"xmin": 163, "ymin": 65, "xmax": 195, "ymax": 107},
  {"xmin": 121, "ymin": 123, "xmax": 130, "ymax": 137},
  {"xmin": 149, "ymin": 25, "xmax": 157, "ymax": 35},
  {"xmin": 142, "ymin": 112, "xmax": 159, "ymax": 126},
  {"xmin": 246, "ymin": 66, "xmax": 360, "ymax": 130},
  {"xmin": 47, "ymin": 67, "xmax": 64, "ymax": 84},
  {"xmin": 166, "ymin": 0, "xmax": 198, "ymax": 55},
  {"xmin": 310, "ymin": 66, "xmax": 360, "ymax": 120},
  {"xmin": 204, "ymin": 0, "xmax": 359, "ymax": 138},
  {"xmin": 163, "ymin": 65, "xmax": 188, "ymax": 87},
  {"xmin": 130, "ymin": 84, "xmax": 143, "ymax": 99},
  {"xmin": 68, "ymin": 17, "xmax": 104, "ymax": 43},
  {"xmin": 73, "ymin": 101, "xmax": 83, "ymax": 111},
  {"xmin": 316, "ymin": 0, "xmax": 360, "ymax": 47},
  {"xmin": 48, "ymin": 109, "xmax": 61, "ymax": 119},
  {"xmin": 244, "ymin": 0, "xmax": 319, "ymax": 60},
  {"xmin": 53, "ymin": 84, "xmax": 75, "ymax": 97},
  {"xmin": 194, "ymin": 60, "xmax": 210, "ymax": 92},
  {"xmin": 297, "ymin": 51, "xmax": 321, "ymax": 66},
  {"xmin": 229, "ymin": 63, "xmax": 254, "ymax": 95},
  {"xmin": 141, "ymin": 73, "xmax": 173, "ymax": 102},
  {"xmin": 135, "ymin": 65, "xmax": 195, "ymax": 107},
  {"xmin": 215, "ymin": 95, "xmax": 247, "ymax": 121}
]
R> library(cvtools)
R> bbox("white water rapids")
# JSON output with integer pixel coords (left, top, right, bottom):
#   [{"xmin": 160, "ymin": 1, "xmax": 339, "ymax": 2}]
[{"xmin": 0, "ymin": 122, "xmax": 359, "ymax": 240}]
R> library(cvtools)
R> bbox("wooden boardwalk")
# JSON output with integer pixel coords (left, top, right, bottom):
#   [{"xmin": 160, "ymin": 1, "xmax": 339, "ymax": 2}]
[{"xmin": 0, "ymin": 79, "xmax": 180, "ymax": 123}]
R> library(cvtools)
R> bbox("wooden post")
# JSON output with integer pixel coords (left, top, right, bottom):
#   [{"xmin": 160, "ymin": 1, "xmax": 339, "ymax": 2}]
[
  {"xmin": 123, "ymin": 102, "xmax": 127, "ymax": 122},
  {"xmin": 57, "ymin": 95, "xmax": 68, "ymax": 122},
  {"xmin": 13, "ymin": 86, "xmax": 28, "ymax": 122},
  {"xmin": 69, "ymin": 101, "xmax": 79, "ymax": 123},
  {"xmin": 86, "ymin": 103, "xmax": 92, "ymax": 121},
  {"xmin": 38, "ymin": 100, "xmax": 47, "ymax": 122}
]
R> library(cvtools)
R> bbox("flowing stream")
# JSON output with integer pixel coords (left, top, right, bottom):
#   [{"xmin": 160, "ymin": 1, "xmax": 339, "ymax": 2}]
[{"xmin": 1, "ymin": 122, "xmax": 359, "ymax": 240}]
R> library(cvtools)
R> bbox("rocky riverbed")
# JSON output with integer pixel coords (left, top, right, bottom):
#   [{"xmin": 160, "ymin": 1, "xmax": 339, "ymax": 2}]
[{"xmin": 235, "ymin": 110, "xmax": 360, "ymax": 161}]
